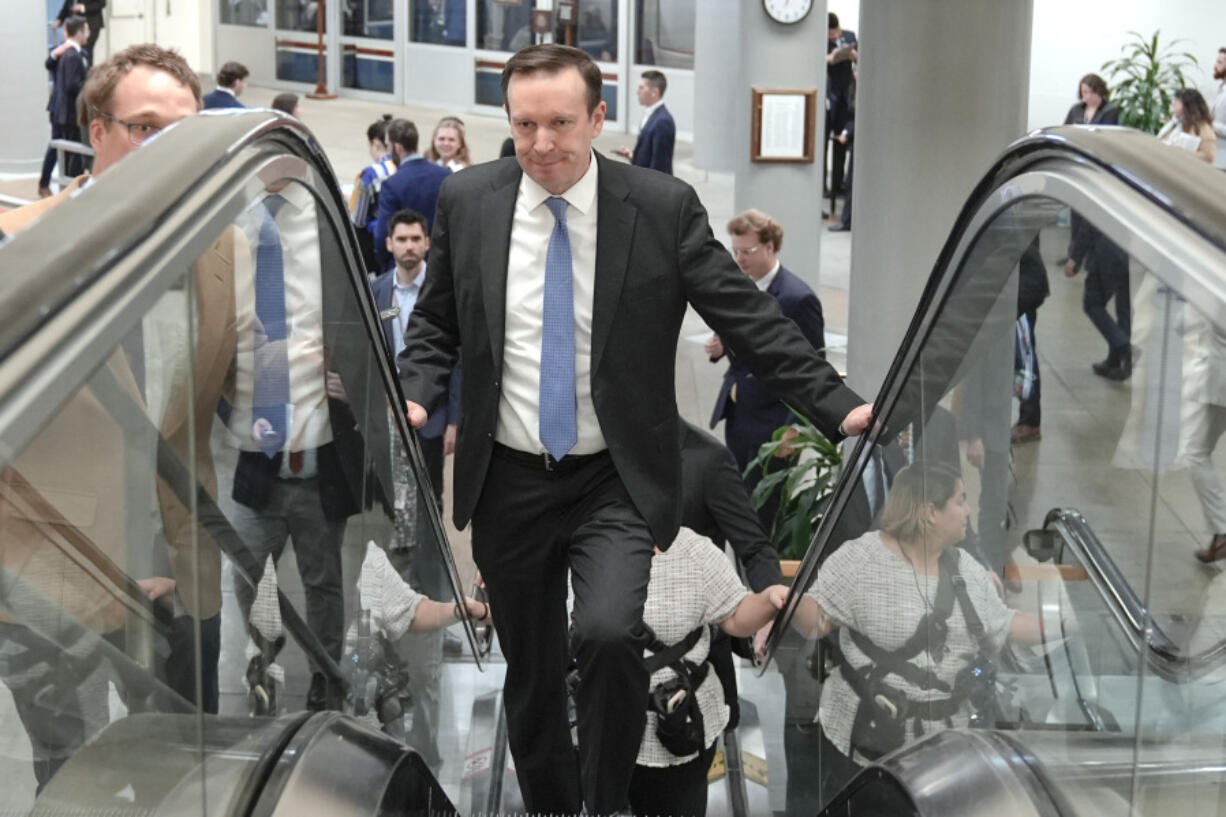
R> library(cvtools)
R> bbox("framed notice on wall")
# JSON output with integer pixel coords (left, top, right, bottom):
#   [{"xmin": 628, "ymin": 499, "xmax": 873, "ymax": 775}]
[{"xmin": 751, "ymin": 88, "xmax": 818, "ymax": 163}]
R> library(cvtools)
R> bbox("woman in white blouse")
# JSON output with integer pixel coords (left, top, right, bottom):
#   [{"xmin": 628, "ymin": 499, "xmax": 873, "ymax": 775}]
[
  {"xmin": 794, "ymin": 463, "xmax": 1041, "ymax": 806},
  {"xmin": 1159, "ymin": 88, "xmax": 1218, "ymax": 165},
  {"xmin": 424, "ymin": 115, "xmax": 471, "ymax": 172}
]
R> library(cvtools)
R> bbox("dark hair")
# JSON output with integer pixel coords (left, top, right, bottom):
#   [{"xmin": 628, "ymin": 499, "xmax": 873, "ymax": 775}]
[
  {"xmin": 1174, "ymin": 87, "xmax": 1213, "ymax": 133},
  {"xmin": 502, "ymin": 44, "xmax": 602, "ymax": 114},
  {"xmin": 216, "ymin": 61, "xmax": 249, "ymax": 88},
  {"xmin": 1077, "ymin": 73, "xmax": 1109, "ymax": 101},
  {"xmin": 640, "ymin": 69, "xmax": 667, "ymax": 96},
  {"xmin": 65, "ymin": 15, "xmax": 88, "ymax": 37},
  {"xmin": 271, "ymin": 93, "xmax": 299, "ymax": 115},
  {"xmin": 828, "ymin": 12, "xmax": 840, "ymax": 29},
  {"xmin": 389, "ymin": 209, "xmax": 428, "ymax": 235},
  {"xmin": 879, "ymin": 463, "xmax": 963, "ymax": 544},
  {"xmin": 387, "ymin": 118, "xmax": 419, "ymax": 155},
  {"xmin": 81, "ymin": 44, "xmax": 202, "ymax": 128},
  {"xmin": 367, "ymin": 113, "xmax": 393, "ymax": 144},
  {"xmin": 499, "ymin": 136, "xmax": 516, "ymax": 158},
  {"xmin": 727, "ymin": 209, "xmax": 784, "ymax": 253}
]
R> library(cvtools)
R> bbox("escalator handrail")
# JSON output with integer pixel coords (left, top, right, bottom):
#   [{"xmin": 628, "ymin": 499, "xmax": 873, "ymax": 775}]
[
  {"xmin": 763, "ymin": 125, "xmax": 1226, "ymax": 668},
  {"xmin": 1044, "ymin": 508, "xmax": 1226, "ymax": 680},
  {"xmin": 0, "ymin": 110, "xmax": 487, "ymax": 666}
]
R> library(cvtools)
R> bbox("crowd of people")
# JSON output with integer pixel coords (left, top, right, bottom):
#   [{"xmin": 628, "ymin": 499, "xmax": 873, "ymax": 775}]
[{"xmin": 8, "ymin": 11, "xmax": 1226, "ymax": 817}]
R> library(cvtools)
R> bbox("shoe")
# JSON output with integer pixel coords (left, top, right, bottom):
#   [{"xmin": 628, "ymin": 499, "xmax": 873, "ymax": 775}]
[
  {"xmin": 1098, "ymin": 361, "xmax": 1131, "ymax": 381},
  {"xmin": 828, "ymin": 223, "xmax": 850, "ymax": 232},
  {"xmin": 37, "ymin": 187, "xmax": 53, "ymax": 199},
  {"xmin": 1010, "ymin": 423, "xmax": 1041, "ymax": 444},
  {"xmin": 306, "ymin": 671, "xmax": 331, "ymax": 712},
  {"xmin": 1195, "ymin": 534, "xmax": 1226, "ymax": 563}
]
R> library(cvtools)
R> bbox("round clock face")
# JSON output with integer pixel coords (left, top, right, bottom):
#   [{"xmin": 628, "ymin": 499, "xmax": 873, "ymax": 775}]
[{"xmin": 762, "ymin": 0, "xmax": 814, "ymax": 24}]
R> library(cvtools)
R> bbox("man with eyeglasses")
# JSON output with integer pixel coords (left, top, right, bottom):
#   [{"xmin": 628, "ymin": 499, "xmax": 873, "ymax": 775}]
[
  {"xmin": 0, "ymin": 44, "xmax": 238, "ymax": 725},
  {"xmin": 708, "ymin": 209, "xmax": 828, "ymax": 530}
]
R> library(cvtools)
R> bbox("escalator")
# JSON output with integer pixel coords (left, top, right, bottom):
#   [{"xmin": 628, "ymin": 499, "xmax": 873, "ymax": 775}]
[
  {"xmin": 763, "ymin": 124, "xmax": 1226, "ymax": 816},
  {"xmin": 3, "ymin": 104, "xmax": 1226, "ymax": 817}
]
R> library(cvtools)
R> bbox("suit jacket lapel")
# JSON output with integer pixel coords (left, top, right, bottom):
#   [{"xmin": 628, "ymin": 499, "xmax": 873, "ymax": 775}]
[
  {"xmin": 767, "ymin": 266, "xmax": 786, "ymax": 298},
  {"xmin": 481, "ymin": 167, "xmax": 520, "ymax": 378},
  {"xmin": 591, "ymin": 155, "xmax": 636, "ymax": 373}
]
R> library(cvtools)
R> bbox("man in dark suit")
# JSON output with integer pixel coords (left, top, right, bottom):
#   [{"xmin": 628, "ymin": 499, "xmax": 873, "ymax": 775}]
[
  {"xmin": 613, "ymin": 70, "xmax": 675, "ymax": 174},
  {"xmin": 824, "ymin": 12, "xmax": 857, "ymax": 208},
  {"xmin": 708, "ymin": 209, "xmax": 827, "ymax": 530},
  {"xmin": 55, "ymin": 0, "xmax": 105, "ymax": 57},
  {"xmin": 50, "ymin": 17, "xmax": 90, "ymax": 179},
  {"xmin": 399, "ymin": 45, "xmax": 872, "ymax": 816},
  {"xmin": 202, "ymin": 61, "xmax": 248, "ymax": 109},
  {"xmin": 373, "ymin": 119, "xmax": 451, "ymax": 272}
]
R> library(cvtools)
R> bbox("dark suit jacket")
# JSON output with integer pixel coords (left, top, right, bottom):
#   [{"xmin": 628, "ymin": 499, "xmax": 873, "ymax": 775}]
[
  {"xmin": 632, "ymin": 104, "xmax": 675, "ymax": 175},
  {"xmin": 398, "ymin": 154, "xmax": 863, "ymax": 544},
  {"xmin": 372, "ymin": 267, "xmax": 461, "ymax": 440},
  {"xmin": 52, "ymin": 45, "xmax": 88, "ymax": 126},
  {"xmin": 709, "ymin": 266, "xmax": 826, "ymax": 448},
  {"xmin": 56, "ymin": 0, "xmax": 105, "ymax": 30},
  {"xmin": 680, "ymin": 423, "xmax": 781, "ymax": 591},
  {"xmin": 202, "ymin": 89, "xmax": 245, "ymax": 110},
  {"xmin": 373, "ymin": 158, "xmax": 451, "ymax": 270}
]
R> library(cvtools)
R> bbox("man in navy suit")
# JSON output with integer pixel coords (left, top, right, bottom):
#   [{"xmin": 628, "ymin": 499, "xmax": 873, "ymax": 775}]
[
  {"xmin": 49, "ymin": 17, "xmax": 91, "ymax": 180},
  {"xmin": 202, "ymin": 61, "xmax": 248, "ymax": 109},
  {"xmin": 373, "ymin": 119, "xmax": 451, "ymax": 272},
  {"xmin": 708, "ymin": 209, "xmax": 827, "ymax": 529},
  {"xmin": 613, "ymin": 70, "xmax": 675, "ymax": 174}
]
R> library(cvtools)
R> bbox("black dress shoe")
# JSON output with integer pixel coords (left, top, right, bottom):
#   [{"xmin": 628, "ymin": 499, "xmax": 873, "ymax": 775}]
[
  {"xmin": 1101, "ymin": 361, "xmax": 1131, "ymax": 381},
  {"xmin": 1196, "ymin": 533, "xmax": 1226, "ymax": 563}
]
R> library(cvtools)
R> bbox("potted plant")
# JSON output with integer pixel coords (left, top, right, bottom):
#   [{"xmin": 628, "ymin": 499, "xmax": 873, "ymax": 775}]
[
  {"xmin": 744, "ymin": 413, "xmax": 843, "ymax": 565},
  {"xmin": 1101, "ymin": 30, "xmax": 1199, "ymax": 133}
]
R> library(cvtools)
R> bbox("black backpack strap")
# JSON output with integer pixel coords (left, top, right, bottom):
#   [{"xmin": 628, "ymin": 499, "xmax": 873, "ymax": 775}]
[{"xmin": 644, "ymin": 624, "xmax": 705, "ymax": 675}]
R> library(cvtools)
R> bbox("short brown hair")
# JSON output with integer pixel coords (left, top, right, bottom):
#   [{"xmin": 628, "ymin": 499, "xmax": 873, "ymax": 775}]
[
  {"xmin": 1077, "ymin": 72, "xmax": 1109, "ymax": 101},
  {"xmin": 80, "ymin": 44, "xmax": 202, "ymax": 127},
  {"xmin": 502, "ymin": 44, "xmax": 602, "ymax": 114},
  {"xmin": 878, "ymin": 463, "xmax": 961, "ymax": 544},
  {"xmin": 641, "ymin": 70, "xmax": 667, "ymax": 96},
  {"xmin": 216, "ymin": 61, "xmax": 249, "ymax": 88},
  {"xmin": 727, "ymin": 209, "xmax": 784, "ymax": 253}
]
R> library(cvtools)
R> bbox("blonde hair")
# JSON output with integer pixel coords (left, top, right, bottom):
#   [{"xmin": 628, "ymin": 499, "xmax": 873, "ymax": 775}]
[
  {"xmin": 878, "ymin": 463, "xmax": 961, "ymax": 544},
  {"xmin": 425, "ymin": 116, "xmax": 471, "ymax": 167}
]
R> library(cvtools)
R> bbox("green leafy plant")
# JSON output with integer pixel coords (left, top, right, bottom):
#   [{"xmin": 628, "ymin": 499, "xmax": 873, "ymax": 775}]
[
  {"xmin": 1101, "ymin": 30, "xmax": 1199, "ymax": 133},
  {"xmin": 745, "ymin": 413, "xmax": 842, "ymax": 560}
]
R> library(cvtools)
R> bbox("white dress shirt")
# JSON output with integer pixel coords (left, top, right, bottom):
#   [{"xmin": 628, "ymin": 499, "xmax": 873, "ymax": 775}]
[
  {"xmin": 390, "ymin": 263, "xmax": 425, "ymax": 357},
  {"xmin": 230, "ymin": 185, "xmax": 333, "ymax": 476},
  {"xmin": 639, "ymin": 99, "xmax": 664, "ymax": 130},
  {"xmin": 497, "ymin": 152, "xmax": 605, "ymax": 455},
  {"xmin": 755, "ymin": 261, "xmax": 781, "ymax": 292}
]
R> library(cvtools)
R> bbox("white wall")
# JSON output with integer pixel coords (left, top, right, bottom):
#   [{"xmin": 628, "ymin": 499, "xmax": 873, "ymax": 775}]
[
  {"xmin": 101, "ymin": 0, "xmax": 214, "ymax": 73},
  {"xmin": 1029, "ymin": 0, "xmax": 1223, "ymax": 130},
  {"xmin": 827, "ymin": 2, "xmax": 858, "ymax": 34}
]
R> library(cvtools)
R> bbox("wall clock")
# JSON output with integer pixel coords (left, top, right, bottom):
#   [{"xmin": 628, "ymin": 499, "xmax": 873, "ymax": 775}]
[{"xmin": 762, "ymin": 0, "xmax": 814, "ymax": 25}]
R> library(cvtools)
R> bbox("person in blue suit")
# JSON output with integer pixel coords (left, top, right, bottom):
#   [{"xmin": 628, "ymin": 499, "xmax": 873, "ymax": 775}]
[
  {"xmin": 373, "ymin": 119, "xmax": 451, "ymax": 272},
  {"xmin": 614, "ymin": 70, "xmax": 675, "ymax": 175},
  {"xmin": 708, "ymin": 209, "xmax": 827, "ymax": 530},
  {"xmin": 202, "ymin": 61, "xmax": 248, "ymax": 109}
]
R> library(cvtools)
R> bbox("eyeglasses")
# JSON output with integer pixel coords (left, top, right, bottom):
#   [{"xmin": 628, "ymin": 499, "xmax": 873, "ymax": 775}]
[
  {"xmin": 732, "ymin": 245, "xmax": 764, "ymax": 259},
  {"xmin": 93, "ymin": 110, "xmax": 163, "ymax": 145}
]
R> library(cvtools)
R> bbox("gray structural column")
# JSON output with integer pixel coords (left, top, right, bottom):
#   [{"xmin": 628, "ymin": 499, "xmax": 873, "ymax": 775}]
[
  {"xmin": 731, "ymin": 1, "xmax": 828, "ymax": 291},
  {"xmin": 692, "ymin": 0, "xmax": 742, "ymax": 174},
  {"xmin": 1, "ymin": 5, "xmax": 53, "ymax": 175},
  {"xmin": 845, "ymin": 0, "xmax": 1033, "ymax": 397}
]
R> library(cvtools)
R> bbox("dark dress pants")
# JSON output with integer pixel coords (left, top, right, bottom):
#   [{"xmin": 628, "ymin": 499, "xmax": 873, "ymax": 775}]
[
  {"xmin": 164, "ymin": 613, "xmax": 222, "ymax": 714},
  {"xmin": 1083, "ymin": 250, "xmax": 1131, "ymax": 354},
  {"xmin": 471, "ymin": 447, "xmax": 655, "ymax": 816},
  {"xmin": 723, "ymin": 402, "xmax": 784, "ymax": 534},
  {"xmin": 628, "ymin": 742, "xmax": 718, "ymax": 817}
]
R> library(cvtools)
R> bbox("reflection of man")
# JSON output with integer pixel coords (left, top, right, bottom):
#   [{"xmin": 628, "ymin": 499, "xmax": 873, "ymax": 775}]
[
  {"xmin": 613, "ymin": 70, "xmax": 675, "ymax": 175},
  {"xmin": 708, "ymin": 209, "xmax": 827, "ymax": 530},
  {"xmin": 229, "ymin": 183, "xmax": 361, "ymax": 711},
  {"xmin": 399, "ymin": 44, "xmax": 870, "ymax": 817},
  {"xmin": 0, "ymin": 44, "xmax": 233, "ymax": 787}
]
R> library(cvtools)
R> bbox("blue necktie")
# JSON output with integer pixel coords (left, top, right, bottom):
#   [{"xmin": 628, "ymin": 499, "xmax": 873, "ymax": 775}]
[
  {"xmin": 253, "ymin": 195, "xmax": 289, "ymax": 458},
  {"xmin": 539, "ymin": 196, "xmax": 578, "ymax": 460}
]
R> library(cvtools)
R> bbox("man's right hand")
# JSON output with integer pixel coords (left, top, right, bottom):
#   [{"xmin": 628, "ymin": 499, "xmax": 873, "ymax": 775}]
[
  {"xmin": 613, "ymin": 146, "xmax": 633, "ymax": 160},
  {"xmin": 1064, "ymin": 259, "xmax": 1078, "ymax": 278},
  {"xmin": 406, "ymin": 400, "xmax": 428, "ymax": 429},
  {"xmin": 704, "ymin": 335, "xmax": 724, "ymax": 361}
]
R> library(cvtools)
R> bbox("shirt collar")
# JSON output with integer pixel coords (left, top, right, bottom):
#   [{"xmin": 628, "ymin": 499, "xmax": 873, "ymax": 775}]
[
  {"xmin": 67, "ymin": 40, "xmax": 82, "ymax": 52},
  {"xmin": 519, "ymin": 149, "xmax": 599, "ymax": 216},
  {"xmin": 756, "ymin": 261, "xmax": 781, "ymax": 291},
  {"xmin": 641, "ymin": 99, "xmax": 664, "ymax": 122},
  {"xmin": 395, "ymin": 263, "xmax": 426, "ymax": 290},
  {"xmin": 217, "ymin": 86, "xmax": 237, "ymax": 97}
]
